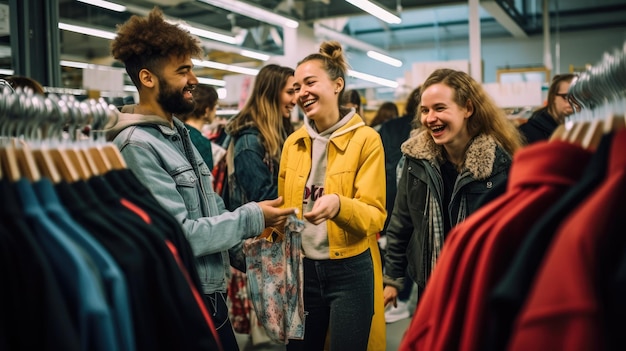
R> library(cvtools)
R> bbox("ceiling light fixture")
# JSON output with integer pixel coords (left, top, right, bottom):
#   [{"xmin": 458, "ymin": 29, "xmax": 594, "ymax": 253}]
[
  {"xmin": 348, "ymin": 69, "xmax": 398, "ymax": 88},
  {"xmin": 58, "ymin": 22, "xmax": 117, "ymax": 40},
  {"xmin": 240, "ymin": 49, "xmax": 270, "ymax": 61},
  {"xmin": 193, "ymin": 59, "xmax": 259, "ymax": 76},
  {"xmin": 77, "ymin": 0, "xmax": 126, "ymax": 12},
  {"xmin": 366, "ymin": 50, "xmax": 402, "ymax": 67},
  {"xmin": 197, "ymin": 0, "xmax": 299, "ymax": 29},
  {"xmin": 197, "ymin": 77, "xmax": 227, "ymax": 87},
  {"xmin": 314, "ymin": 23, "xmax": 402, "ymax": 68},
  {"xmin": 175, "ymin": 23, "xmax": 239, "ymax": 45},
  {"xmin": 345, "ymin": 0, "xmax": 402, "ymax": 24}
]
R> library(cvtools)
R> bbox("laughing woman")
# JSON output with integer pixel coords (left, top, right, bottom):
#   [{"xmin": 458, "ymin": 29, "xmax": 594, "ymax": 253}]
[
  {"xmin": 382, "ymin": 68, "xmax": 523, "ymax": 307},
  {"xmin": 280, "ymin": 40, "xmax": 387, "ymax": 351}
]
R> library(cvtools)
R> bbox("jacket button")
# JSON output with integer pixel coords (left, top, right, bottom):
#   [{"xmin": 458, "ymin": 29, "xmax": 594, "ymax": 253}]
[
  {"xmin": 171, "ymin": 135, "xmax": 179, "ymax": 141},
  {"xmin": 486, "ymin": 181, "xmax": 493, "ymax": 188},
  {"xmin": 335, "ymin": 252, "xmax": 340, "ymax": 256}
]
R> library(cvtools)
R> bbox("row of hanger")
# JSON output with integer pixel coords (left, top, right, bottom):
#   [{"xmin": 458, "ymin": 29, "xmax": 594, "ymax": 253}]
[
  {"xmin": 0, "ymin": 85, "xmax": 126, "ymax": 183},
  {"xmin": 550, "ymin": 42, "xmax": 626, "ymax": 149}
]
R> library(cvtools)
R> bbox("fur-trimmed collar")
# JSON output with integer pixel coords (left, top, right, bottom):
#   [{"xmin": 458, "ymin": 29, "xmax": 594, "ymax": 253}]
[{"xmin": 400, "ymin": 130, "xmax": 498, "ymax": 180}]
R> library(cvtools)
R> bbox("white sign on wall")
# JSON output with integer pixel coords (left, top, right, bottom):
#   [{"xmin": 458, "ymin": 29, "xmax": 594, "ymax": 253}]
[
  {"xmin": 82, "ymin": 66, "xmax": 124, "ymax": 93},
  {"xmin": 408, "ymin": 60, "xmax": 470, "ymax": 87}
]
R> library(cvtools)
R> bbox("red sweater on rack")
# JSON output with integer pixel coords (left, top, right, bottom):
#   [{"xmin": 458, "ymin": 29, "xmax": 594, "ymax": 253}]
[{"xmin": 399, "ymin": 141, "xmax": 592, "ymax": 351}]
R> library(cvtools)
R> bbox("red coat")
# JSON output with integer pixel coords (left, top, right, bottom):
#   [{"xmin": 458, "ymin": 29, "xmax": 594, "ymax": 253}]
[
  {"xmin": 508, "ymin": 129, "xmax": 626, "ymax": 351},
  {"xmin": 399, "ymin": 141, "xmax": 592, "ymax": 351}
]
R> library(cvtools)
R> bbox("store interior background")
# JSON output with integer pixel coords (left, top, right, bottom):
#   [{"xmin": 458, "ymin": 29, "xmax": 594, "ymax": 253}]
[{"xmin": 0, "ymin": 0, "xmax": 625, "ymax": 122}]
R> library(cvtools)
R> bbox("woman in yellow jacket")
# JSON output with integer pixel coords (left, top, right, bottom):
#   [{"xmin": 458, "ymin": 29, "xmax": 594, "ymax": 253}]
[{"xmin": 279, "ymin": 39, "xmax": 386, "ymax": 351}]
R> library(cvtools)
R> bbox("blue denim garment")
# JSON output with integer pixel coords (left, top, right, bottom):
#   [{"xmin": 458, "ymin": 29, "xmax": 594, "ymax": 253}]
[
  {"xmin": 227, "ymin": 127, "xmax": 278, "ymax": 211},
  {"xmin": 111, "ymin": 115, "xmax": 265, "ymax": 294}
]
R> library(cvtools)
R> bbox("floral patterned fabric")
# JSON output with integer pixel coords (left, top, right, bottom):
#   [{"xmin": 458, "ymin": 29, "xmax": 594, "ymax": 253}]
[{"xmin": 243, "ymin": 215, "xmax": 305, "ymax": 344}]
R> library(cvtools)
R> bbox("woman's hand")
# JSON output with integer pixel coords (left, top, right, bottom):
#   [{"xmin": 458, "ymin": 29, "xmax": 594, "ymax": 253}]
[
  {"xmin": 383, "ymin": 285, "xmax": 399, "ymax": 308},
  {"xmin": 303, "ymin": 194, "xmax": 340, "ymax": 225}
]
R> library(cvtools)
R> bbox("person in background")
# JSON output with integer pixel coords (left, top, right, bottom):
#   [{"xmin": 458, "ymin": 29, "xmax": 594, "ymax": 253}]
[
  {"xmin": 225, "ymin": 64, "xmax": 295, "ymax": 211},
  {"xmin": 180, "ymin": 84, "xmax": 219, "ymax": 170},
  {"xmin": 106, "ymin": 8, "xmax": 296, "ymax": 350},
  {"xmin": 223, "ymin": 63, "xmax": 296, "ymax": 346},
  {"xmin": 3, "ymin": 75, "xmax": 45, "ymax": 94},
  {"xmin": 342, "ymin": 89, "xmax": 364, "ymax": 116},
  {"xmin": 519, "ymin": 73, "xmax": 577, "ymax": 144},
  {"xmin": 282, "ymin": 40, "xmax": 386, "ymax": 351},
  {"xmin": 369, "ymin": 101, "xmax": 398, "ymax": 132},
  {"xmin": 383, "ymin": 68, "xmax": 523, "ymax": 311},
  {"xmin": 377, "ymin": 86, "xmax": 421, "ymax": 324}
]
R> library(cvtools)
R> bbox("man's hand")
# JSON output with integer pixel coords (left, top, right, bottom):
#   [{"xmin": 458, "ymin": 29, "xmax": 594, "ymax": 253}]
[
  {"xmin": 258, "ymin": 196, "xmax": 296, "ymax": 228},
  {"xmin": 303, "ymin": 194, "xmax": 340, "ymax": 225},
  {"xmin": 383, "ymin": 285, "xmax": 399, "ymax": 308}
]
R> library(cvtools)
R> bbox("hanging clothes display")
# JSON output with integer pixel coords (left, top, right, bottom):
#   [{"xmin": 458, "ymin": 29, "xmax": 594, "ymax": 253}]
[
  {"xmin": 0, "ymin": 88, "xmax": 222, "ymax": 351},
  {"xmin": 399, "ymin": 44, "xmax": 626, "ymax": 351}
]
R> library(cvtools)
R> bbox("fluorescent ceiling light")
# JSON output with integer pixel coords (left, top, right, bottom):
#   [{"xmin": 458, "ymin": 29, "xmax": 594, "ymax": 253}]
[
  {"xmin": 217, "ymin": 109, "xmax": 240, "ymax": 116},
  {"xmin": 174, "ymin": 22, "xmax": 239, "ymax": 45},
  {"xmin": 193, "ymin": 59, "xmax": 259, "ymax": 76},
  {"xmin": 348, "ymin": 69, "xmax": 398, "ymax": 88},
  {"xmin": 345, "ymin": 0, "xmax": 401, "ymax": 24},
  {"xmin": 197, "ymin": 0, "xmax": 299, "ymax": 29},
  {"xmin": 197, "ymin": 77, "xmax": 226, "ymax": 87},
  {"xmin": 367, "ymin": 50, "xmax": 402, "ymax": 67},
  {"xmin": 59, "ymin": 22, "xmax": 117, "ymax": 40},
  {"xmin": 77, "ymin": 0, "xmax": 126, "ymax": 12},
  {"xmin": 0, "ymin": 68, "xmax": 14, "ymax": 75},
  {"xmin": 240, "ymin": 49, "xmax": 270, "ymax": 61}
]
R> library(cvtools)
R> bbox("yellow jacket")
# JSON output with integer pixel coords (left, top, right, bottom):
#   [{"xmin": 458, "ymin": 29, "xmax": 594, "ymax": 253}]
[{"xmin": 278, "ymin": 113, "xmax": 386, "ymax": 258}]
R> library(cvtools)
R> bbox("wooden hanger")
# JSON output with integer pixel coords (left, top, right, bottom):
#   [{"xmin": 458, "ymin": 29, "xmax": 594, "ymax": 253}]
[
  {"xmin": 0, "ymin": 140, "xmax": 21, "ymax": 182},
  {"xmin": 568, "ymin": 120, "xmax": 590, "ymax": 145},
  {"xmin": 13, "ymin": 139, "xmax": 41, "ymax": 182},
  {"xmin": 101, "ymin": 143, "xmax": 127, "ymax": 170},
  {"xmin": 32, "ymin": 143, "xmax": 62, "ymax": 184},
  {"xmin": 48, "ymin": 147, "xmax": 81, "ymax": 183}
]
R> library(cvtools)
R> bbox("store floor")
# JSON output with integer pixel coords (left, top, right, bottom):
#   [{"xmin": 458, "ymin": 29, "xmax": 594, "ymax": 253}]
[{"xmin": 235, "ymin": 316, "xmax": 412, "ymax": 351}]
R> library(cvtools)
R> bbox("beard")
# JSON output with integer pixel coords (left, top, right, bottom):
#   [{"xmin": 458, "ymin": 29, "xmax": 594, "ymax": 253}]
[{"xmin": 157, "ymin": 77, "xmax": 195, "ymax": 115}]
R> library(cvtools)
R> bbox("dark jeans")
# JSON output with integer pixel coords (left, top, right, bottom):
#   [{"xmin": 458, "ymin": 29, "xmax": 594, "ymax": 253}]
[
  {"xmin": 287, "ymin": 249, "xmax": 374, "ymax": 351},
  {"xmin": 205, "ymin": 292, "xmax": 239, "ymax": 351}
]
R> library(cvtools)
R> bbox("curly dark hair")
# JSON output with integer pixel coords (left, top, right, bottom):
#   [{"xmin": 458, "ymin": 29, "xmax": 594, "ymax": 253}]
[{"xmin": 110, "ymin": 7, "xmax": 203, "ymax": 89}]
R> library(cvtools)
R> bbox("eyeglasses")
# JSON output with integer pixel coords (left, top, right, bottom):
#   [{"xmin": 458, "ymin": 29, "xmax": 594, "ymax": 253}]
[{"xmin": 555, "ymin": 93, "xmax": 569, "ymax": 100}]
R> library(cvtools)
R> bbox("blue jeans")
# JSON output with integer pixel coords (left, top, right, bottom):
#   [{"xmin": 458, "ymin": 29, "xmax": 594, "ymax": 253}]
[{"xmin": 287, "ymin": 249, "xmax": 374, "ymax": 351}]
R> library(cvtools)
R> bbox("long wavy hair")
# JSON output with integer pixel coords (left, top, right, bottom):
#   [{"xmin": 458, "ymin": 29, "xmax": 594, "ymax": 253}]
[
  {"xmin": 226, "ymin": 64, "xmax": 294, "ymax": 160},
  {"xmin": 421, "ymin": 68, "xmax": 524, "ymax": 155}
]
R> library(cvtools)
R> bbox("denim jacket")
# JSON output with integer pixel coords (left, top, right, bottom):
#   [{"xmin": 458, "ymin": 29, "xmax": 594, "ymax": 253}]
[
  {"xmin": 106, "ymin": 106, "xmax": 265, "ymax": 294},
  {"xmin": 227, "ymin": 127, "xmax": 279, "ymax": 211}
]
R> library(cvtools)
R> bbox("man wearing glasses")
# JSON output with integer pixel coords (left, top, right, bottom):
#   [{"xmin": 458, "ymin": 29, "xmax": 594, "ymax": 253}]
[{"xmin": 519, "ymin": 73, "xmax": 578, "ymax": 144}]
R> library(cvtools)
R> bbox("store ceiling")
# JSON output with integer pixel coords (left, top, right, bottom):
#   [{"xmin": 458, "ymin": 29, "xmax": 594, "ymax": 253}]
[{"xmin": 11, "ymin": 0, "xmax": 626, "ymax": 79}]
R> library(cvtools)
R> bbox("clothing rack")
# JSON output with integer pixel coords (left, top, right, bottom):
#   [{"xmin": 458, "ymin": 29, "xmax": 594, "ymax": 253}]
[
  {"xmin": 0, "ymin": 88, "xmax": 126, "ymax": 182},
  {"xmin": 0, "ymin": 88, "xmax": 223, "ymax": 351},
  {"xmin": 552, "ymin": 41, "xmax": 626, "ymax": 149}
]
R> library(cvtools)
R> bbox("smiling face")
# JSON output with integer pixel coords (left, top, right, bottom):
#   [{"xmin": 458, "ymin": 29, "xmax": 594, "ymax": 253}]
[
  {"xmin": 294, "ymin": 59, "xmax": 344, "ymax": 131},
  {"xmin": 279, "ymin": 75, "xmax": 297, "ymax": 118},
  {"xmin": 155, "ymin": 55, "xmax": 198, "ymax": 116},
  {"xmin": 420, "ymin": 82, "xmax": 473, "ymax": 154}
]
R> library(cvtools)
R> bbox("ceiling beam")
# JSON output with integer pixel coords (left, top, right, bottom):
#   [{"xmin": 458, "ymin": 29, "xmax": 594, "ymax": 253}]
[{"xmin": 480, "ymin": 0, "xmax": 527, "ymax": 38}]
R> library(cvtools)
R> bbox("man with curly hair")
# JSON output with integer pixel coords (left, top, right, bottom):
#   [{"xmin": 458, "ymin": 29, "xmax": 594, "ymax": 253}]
[{"xmin": 106, "ymin": 8, "xmax": 296, "ymax": 350}]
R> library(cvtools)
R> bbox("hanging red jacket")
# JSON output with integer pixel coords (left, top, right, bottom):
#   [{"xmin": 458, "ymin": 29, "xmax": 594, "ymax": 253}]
[
  {"xmin": 399, "ymin": 141, "xmax": 592, "ymax": 351},
  {"xmin": 508, "ymin": 129, "xmax": 626, "ymax": 351}
]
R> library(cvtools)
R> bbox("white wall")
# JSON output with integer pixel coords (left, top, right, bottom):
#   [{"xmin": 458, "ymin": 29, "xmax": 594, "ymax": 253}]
[{"xmin": 347, "ymin": 26, "xmax": 626, "ymax": 87}]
